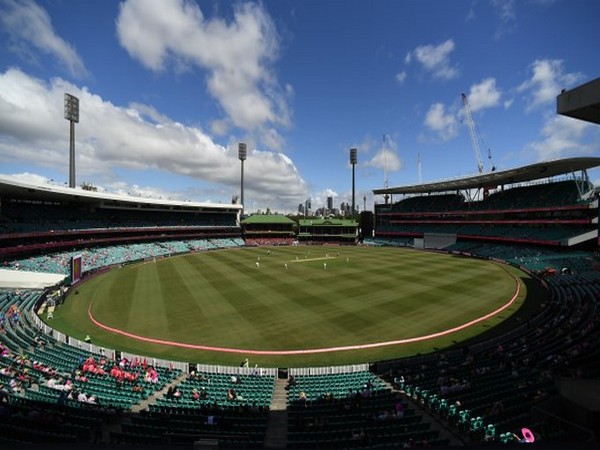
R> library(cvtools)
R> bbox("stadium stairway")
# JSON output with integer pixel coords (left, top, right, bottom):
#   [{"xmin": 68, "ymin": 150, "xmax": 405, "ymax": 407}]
[
  {"xmin": 264, "ymin": 377, "xmax": 289, "ymax": 449},
  {"xmin": 131, "ymin": 372, "xmax": 189, "ymax": 413}
]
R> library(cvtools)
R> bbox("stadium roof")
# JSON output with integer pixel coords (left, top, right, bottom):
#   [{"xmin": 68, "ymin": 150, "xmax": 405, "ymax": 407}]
[
  {"xmin": 241, "ymin": 214, "xmax": 295, "ymax": 224},
  {"xmin": 557, "ymin": 77, "xmax": 600, "ymax": 125},
  {"xmin": 373, "ymin": 157, "xmax": 600, "ymax": 196},
  {"xmin": 0, "ymin": 176, "xmax": 241, "ymax": 212},
  {"xmin": 0, "ymin": 269, "xmax": 65, "ymax": 289}
]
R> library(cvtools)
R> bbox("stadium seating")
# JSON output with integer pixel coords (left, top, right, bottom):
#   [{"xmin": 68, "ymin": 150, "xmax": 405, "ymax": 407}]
[
  {"xmin": 287, "ymin": 386, "xmax": 444, "ymax": 448},
  {"xmin": 4, "ymin": 238, "xmax": 245, "ymax": 275},
  {"xmin": 389, "ymin": 193, "xmax": 465, "ymax": 213},
  {"xmin": 2, "ymin": 243, "xmax": 600, "ymax": 446},
  {"xmin": 153, "ymin": 371, "xmax": 275, "ymax": 410},
  {"xmin": 383, "ymin": 269, "xmax": 600, "ymax": 442},
  {"xmin": 2, "ymin": 173, "xmax": 600, "ymax": 446},
  {"xmin": 377, "ymin": 179, "xmax": 596, "ymax": 248}
]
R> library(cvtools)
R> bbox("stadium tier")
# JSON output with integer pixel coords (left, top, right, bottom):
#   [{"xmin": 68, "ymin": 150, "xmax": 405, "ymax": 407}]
[
  {"xmin": 0, "ymin": 177, "xmax": 242, "ymax": 261},
  {"xmin": 374, "ymin": 159, "xmax": 599, "ymax": 251}
]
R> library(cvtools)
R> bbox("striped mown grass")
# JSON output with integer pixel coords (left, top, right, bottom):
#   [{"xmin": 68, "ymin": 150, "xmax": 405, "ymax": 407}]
[{"xmin": 48, "ymin": 246, "xmax": 528, "ymax": 367}]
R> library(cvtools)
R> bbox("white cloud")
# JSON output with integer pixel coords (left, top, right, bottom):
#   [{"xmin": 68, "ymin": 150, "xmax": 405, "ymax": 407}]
[
  {"xmin": 116, "ymin": 0, "xmax": 290, "ymax": 150},
  {"xmin": 525, "ymin": 114, "xmax": 597, "ymax": 161},
  {"xmin": 364, "ymin": 135, "xmax": 402, "ymax": 172},
  {"xmin": 368, "ymin": 149, "xmax": 402, "ymax": 172},
  {"xmin": 395, "ymin": 71, "xmax": 407, "ymax": 84},
  {"xmin": 491, "ymin": 0, "xmax": 517, "ymax": 39},
  {"xmin": 518, "ymin": 59, "xmax": 583, "ymax": 112},
  {"xmin": 487, "ymin": 0, "xmax": 559, "ymax": 40},
  {"xmin": 0, "ymin": 68, "xmax": 308, "ymax": 209},
  {"xmin": 465, "ymin": 78, "xmax": 501, "ymax": 112},
  {"xmin": 0, "ymin": 172, "xmax": 52, "ymax": 186},
  {"xmin": 107, "ymin": 181, "xmax": 185, "ymax": 201},
  {"xmin": 0, "ymin": 0, "xmax": 87, "ymax": 78},
  {"xmin": 423, "ymin": 103, "xmax": 458, "ymax": 141},
  {"xmin": 210, "ymin": 119, "xmax": 229, "ymax": 136},
  {"xmin": 408, "ymin": 39, "xmax": 459, "ymax": 80},
  {"xmin": 261, "ymin": 128, "xmax": 284, "ymax": 151},
  {"xmin": 309, "ymin": 188, "xmax": 340, "ymax": 212},
  {"xmin": 0, "ymin": 172, "xmax": 217, "ymax": 203},
  {"xmin": 465, "ymin": 4, "xmax": 476, "ymax": 22}
]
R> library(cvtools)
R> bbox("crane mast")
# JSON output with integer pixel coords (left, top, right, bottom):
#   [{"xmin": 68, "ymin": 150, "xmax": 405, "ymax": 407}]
[
  {"xmin": 461, "ymin": 92, "xmax": 484, "ymax": 174},
  {"xmin": 382, "ymin": 134, "xmax": 389, "ymax": 188}
]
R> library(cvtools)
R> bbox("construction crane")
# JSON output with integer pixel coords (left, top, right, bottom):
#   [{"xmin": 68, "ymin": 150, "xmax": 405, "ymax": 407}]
[
  {"xmin": 461, "ymin": 94, "xmax": 496, "ymax": 175},
  {"xmin": 382, "ymin": 134, "xmax": 389, "ymax": 188}
]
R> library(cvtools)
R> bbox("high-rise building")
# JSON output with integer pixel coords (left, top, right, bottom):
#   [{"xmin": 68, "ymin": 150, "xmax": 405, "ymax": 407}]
[
  {"xmin": 340, "ymin": 202, "xmax": 348, "ymax": 216},
  {"xmin": 327, "ymin": 196, "xmax": 333, "ymax": 211}
]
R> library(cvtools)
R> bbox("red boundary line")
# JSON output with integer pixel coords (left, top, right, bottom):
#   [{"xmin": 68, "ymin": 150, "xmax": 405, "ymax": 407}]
[{"xmin": 87, "ymin": 270, "xmax": 521, "ymax": 356}]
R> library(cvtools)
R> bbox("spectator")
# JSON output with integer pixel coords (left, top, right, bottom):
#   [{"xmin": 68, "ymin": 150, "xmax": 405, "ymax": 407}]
[
  {"xmin": 0, "ymin": 383, "xmax": 9, "ymax": 403},
  {"xmin": 227, "ymin": 388, "xmax": 237, "ymax": 400}
]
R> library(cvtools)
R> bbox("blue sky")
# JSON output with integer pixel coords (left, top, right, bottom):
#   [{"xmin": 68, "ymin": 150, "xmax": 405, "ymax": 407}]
[{"xmin": 0, "ymin": 0, "xmax": 599, "ymax": 214}]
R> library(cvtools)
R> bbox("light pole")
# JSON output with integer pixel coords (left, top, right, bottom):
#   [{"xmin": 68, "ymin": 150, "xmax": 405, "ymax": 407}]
[
  {"xmin": 238, "ymin": 143, "xmax": 247, "ymax": 216},
  {"xmin": 350, "ymin": 148, "xmax": 357, "ymax": 220},
  {"xmin": 64, "ymin": 93, "xmax": 79, "ymax": 188}
]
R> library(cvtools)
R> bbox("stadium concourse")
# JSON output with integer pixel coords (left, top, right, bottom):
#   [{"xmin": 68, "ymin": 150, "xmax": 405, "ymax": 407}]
[{"xmin": 1, "ymin": 157, "xmax": 600, "ymax": 448}]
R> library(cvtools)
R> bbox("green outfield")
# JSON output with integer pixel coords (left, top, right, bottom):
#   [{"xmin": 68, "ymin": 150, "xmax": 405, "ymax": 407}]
[{"xmin": 48, "ymin": 246, "xmax": 529, "ymax": 367}]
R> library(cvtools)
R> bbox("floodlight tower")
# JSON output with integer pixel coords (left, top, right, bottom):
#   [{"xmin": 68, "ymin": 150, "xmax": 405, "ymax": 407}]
[
  {"xmin": 350, "ymin": 147, "xmax": 357, "ymax": 220},
  {"xmin": 238, "ymin": 143, "xmax": 247, "ymax": 216},
  {"xmin": 64, "ymin": 93, "xmax": 79, "ymax": 188}
]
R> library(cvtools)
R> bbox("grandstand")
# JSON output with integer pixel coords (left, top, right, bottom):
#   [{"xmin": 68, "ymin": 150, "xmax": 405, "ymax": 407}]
[
  {"xmin": 0, "ymin": 176, "xmax": 242, "ymax": 262},
  {"xmin": 1, "ymin": 160, "xmax": 600, "ymax": 448},
  {"xmin": 297, "ymin": 218, "xmax": 358, "ymax": 245},
  {"xmin": 2, "ymin": 156, "xmax": 600, "ymax": 446},
  {"xmin": 367, "ymin": 156, "xmax": 600, "ymax": 446},
  {"xmin": 372, "ymin": 157, "xmax": 599, "ymax": 261},
  {"xmin": 242, "ymin": 214, "xmax": 296, "ymax": 246}
]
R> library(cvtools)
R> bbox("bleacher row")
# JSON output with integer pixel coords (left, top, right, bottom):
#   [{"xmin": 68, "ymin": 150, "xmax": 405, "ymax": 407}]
[
  {"xmin": 364, "ymin": 238, "xmax": 599, "ymax": 275},
  {"xmin": 445, "ymin": 241, "xmax": 598, "ymax": 273},
  {"xmin": 4, "ymin": 237, "xmax": 245, "ymax": 275}
]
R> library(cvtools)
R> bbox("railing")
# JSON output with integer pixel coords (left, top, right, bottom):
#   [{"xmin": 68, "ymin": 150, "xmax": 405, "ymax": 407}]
[{"xmin": 289, "ymin": 364, "xmax": 369, "ymax": 376}]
